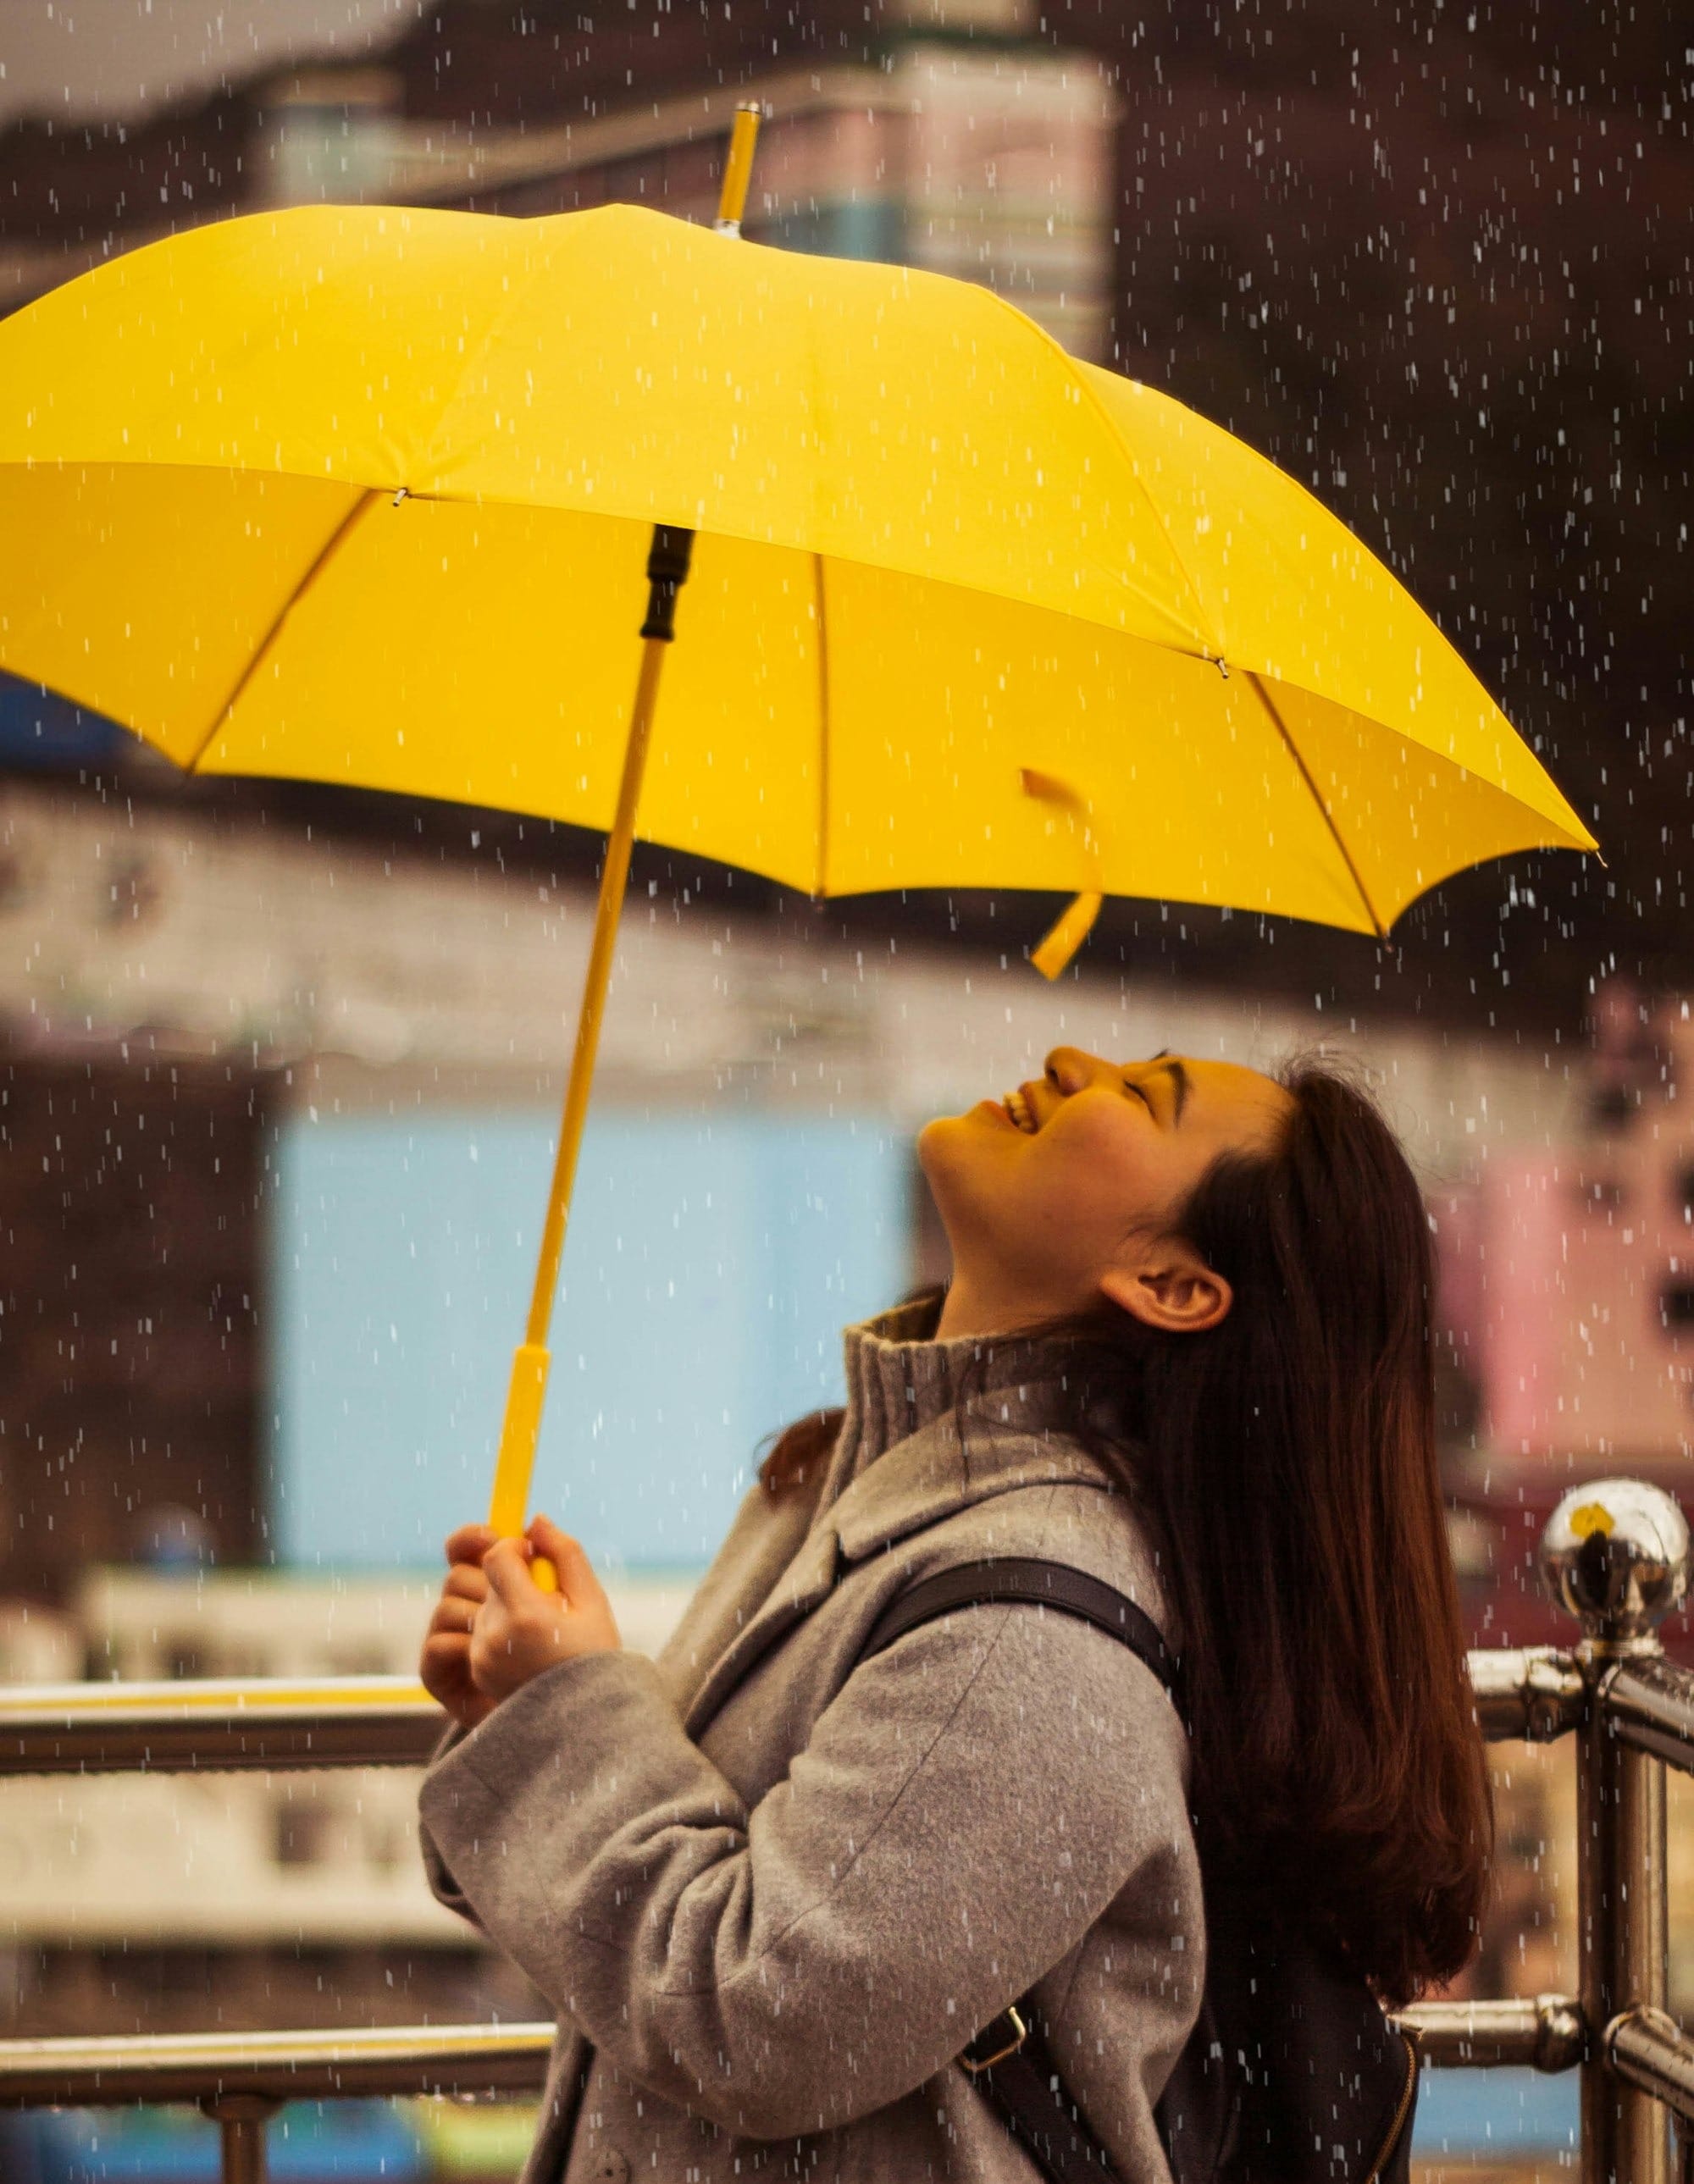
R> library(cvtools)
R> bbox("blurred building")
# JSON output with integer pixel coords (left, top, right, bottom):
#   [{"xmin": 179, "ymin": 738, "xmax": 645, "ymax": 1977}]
[
  {"xmin": 256, "ymin": 47, "xmax": 1119, "ymax": 357},
  {"xmin": 0, "ymin": 0, "xmax": 1119, "ymax": 362},
  {"xmin": 1431, "ymin": 987, "xmax": 1694, "ymax": 1653},
  {"xmin": 1440, "ymin": 1075, "xmax": 1694, "ymax": 1474}
]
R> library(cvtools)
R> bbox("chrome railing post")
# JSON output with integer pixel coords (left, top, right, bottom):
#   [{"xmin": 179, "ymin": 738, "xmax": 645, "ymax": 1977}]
[{"xmin": 1544, "ymin": 1479, "xmax": 1691, "ymax": 2184}]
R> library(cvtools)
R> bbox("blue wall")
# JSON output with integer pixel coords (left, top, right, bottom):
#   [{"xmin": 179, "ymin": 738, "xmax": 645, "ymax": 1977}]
[{"xmin": 268, "ymin": 1110, "xmax": 912, "ymax": 1572}]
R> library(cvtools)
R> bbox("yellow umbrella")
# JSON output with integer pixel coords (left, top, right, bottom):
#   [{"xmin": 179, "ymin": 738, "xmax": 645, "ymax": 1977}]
[{"xmin": 0, "ymin": 120, "xmax": 1595, "ymax": 1561}]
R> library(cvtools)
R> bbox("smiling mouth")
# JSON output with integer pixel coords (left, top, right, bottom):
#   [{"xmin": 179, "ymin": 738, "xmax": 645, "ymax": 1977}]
[{"xmin": 1002, "ymin": 1086, "xmax": 1038, "ymax": 1134}]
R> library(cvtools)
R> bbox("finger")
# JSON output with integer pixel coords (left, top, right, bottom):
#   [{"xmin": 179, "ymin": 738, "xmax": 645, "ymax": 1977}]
[
  {"xmin": 481, "ymin": 1536, "xmax": 540, "ymax": 1610},
  {"xmin": 429, "ymin": 1597, "xmax": 478, "ymax": 1636},
  {"xmin": 443, "ymin": 1562, "xmax": 490, "ymax": 1604},
  {"xmin": 444, "ymin": 1523, "xmax": 498, "ymax": 1568},
  {"xmin": 527, "ymin": 1518, "xmax": 606, "ymax": 1607},
  {"xmin": 421, "ymin": 1633, "xmax": 471, "ymax": 1684}
]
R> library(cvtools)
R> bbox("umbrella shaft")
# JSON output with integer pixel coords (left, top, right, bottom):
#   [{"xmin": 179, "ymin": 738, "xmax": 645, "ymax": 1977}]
[
  {"xmin": 489, "ymin": 525, "xmax": 695, "ymax": 1551},
  {"xmin": 527, "ymin": 631, "xmax": 668, "ymax": 1342}
]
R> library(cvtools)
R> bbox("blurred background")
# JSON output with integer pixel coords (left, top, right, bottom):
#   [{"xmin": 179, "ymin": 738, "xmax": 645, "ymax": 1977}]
[{"xmin": 0, "ymin": 0, "xmax": 1688, "ymax": 2177}]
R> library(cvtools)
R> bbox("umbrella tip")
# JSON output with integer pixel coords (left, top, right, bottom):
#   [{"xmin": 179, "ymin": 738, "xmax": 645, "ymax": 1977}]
[{"xmin": 714, "ymin": 104, "xmax": 764, "ymax": 237}]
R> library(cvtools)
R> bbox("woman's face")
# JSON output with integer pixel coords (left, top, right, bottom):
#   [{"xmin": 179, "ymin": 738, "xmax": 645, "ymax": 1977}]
[{"xmin": 917, "ymin": 1046, "xmax": 1292, "ymax": 1334}]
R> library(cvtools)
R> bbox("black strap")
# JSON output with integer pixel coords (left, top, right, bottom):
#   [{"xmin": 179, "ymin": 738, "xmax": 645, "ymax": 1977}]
[
  {"xmin": 861, "ymin": 1556, "xmax": 1183, "ymax": 1717},
  {"xmin": 963, "ymin": 2022, "xmax": 1124, "ymax": 2184},
  {"xmin": 861, "ymin": 1557, "xmax": 1183, "ymax": 2184}
]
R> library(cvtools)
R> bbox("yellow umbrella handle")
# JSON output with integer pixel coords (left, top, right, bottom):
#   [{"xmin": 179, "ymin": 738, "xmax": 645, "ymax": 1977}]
[{"xmin": 487, "ymin": 108, "xmax": 761, "ymax": 1596}]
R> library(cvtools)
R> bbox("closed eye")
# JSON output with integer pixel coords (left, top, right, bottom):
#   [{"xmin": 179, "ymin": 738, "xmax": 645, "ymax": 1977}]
[{"xmin": 1123, "ymin": 1078, "xmax": 1151, "ymax": 1109}]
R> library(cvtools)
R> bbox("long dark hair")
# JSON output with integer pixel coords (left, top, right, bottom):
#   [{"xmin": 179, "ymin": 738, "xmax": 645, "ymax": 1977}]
[{"xmin": 760, "ymin": 1059, "xmax": 1490, "ymax": 2005}]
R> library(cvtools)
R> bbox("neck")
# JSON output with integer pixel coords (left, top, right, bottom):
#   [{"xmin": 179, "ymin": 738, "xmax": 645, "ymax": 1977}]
[{"xmin": 933, "ymin": 1273, "xmax": 1049, "ymax": 1343}]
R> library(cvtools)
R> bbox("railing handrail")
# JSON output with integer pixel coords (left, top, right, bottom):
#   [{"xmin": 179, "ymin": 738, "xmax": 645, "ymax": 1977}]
[
  {"xmin": 0, "ymin": 1674, "xmax": 443, "ymax": 1774},
  {"xmin": 0, "ymin": 1646, "xmax": 1599, "ymax": 1778},
  {"xmin": 0, "ymin": 2011, "xmax": 547, "ymax": 2184},
  {"xmin": 1597, "ymin": 1655, "xmax": 1694, "ymax": 1773},
  {"xmin": 0, "ymin": 2021, "xmax": 554, "ymax": 2107},
  {"xmin": 1395, "ymin": 1993, "xmax": 1588, "ymax": 2074},
  {"xmin": 1608, "ymin": 2007, "xmax": 1694, "ymax": 2127},
  {"xmin": 0, "ymin": 1997, "xmax": 1599, "ymax": 2112},
  {"xmin": 1467, "ymin": 1645, "xmax": 1588, "ymax": 1744}
]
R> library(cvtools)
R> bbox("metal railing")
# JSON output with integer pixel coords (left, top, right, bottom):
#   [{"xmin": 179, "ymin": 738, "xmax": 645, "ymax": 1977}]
[
  {"xmin": 0, "ymin": 2023, "xmax": 556, "ymax": 2184},
  {"xmin": 0, "ymin": 1673, "xmax": 442, "ymax": 1774},
  {"xmin": 3, "ymin": 1477, "xmax": 1693, "ymax": 2182}
]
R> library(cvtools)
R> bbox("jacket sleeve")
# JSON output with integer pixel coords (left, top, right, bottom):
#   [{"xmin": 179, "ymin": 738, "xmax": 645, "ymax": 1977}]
[
  {"xmin": 417, "ymin": 1720, "xmax": 488, "ymax": 1930},
  {"xmin": 416, "ymin": 1599, "xmax": 1192, "ymax": 2140}
]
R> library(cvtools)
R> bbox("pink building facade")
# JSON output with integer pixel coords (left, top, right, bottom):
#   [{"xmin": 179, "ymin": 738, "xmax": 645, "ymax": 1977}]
[{"xmin": 1436, "ymin": 1000, "xmax": 1694, "ymax": 1650}]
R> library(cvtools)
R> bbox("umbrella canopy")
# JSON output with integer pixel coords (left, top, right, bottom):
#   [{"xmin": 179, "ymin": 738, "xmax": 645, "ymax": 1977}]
[
  {"xmin": 0, "ymin": 185, "xmax": 1597, "ymax": 1562},
  {"xmin": 0, "ymin": 199, "xmax": 1592, "ymax": 941}
]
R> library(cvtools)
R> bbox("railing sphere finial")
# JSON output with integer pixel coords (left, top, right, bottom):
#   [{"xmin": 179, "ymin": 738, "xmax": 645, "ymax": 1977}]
[{"xmin": 1541, "ymin": 1478, "xmax": 1691, "ymax": 1644}]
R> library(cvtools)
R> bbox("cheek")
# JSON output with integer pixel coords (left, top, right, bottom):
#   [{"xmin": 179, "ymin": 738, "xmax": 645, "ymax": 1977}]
[{"xmin": 1038, "ymin": 1110, "xmax": 1175, "ymax": 1228}]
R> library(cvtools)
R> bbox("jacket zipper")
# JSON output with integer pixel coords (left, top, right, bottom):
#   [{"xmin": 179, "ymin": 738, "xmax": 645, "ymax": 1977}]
[{"xmin": 1364, "ymin": 2032, "xmax": 1419, "ymax": 2183}]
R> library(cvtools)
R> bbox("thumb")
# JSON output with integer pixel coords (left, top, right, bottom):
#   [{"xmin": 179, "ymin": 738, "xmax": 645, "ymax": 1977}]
[
  {"xmin": 528, "ymin": 1517, "xmax": 606, "ymax": 1607},
  {"xmin": 481, "ymin": 1535, "xmax": 538, "ymax": 1607}
]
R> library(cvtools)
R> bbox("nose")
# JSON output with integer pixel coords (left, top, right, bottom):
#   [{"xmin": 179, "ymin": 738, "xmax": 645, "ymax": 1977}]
[{"xmin": 1044, "ymin": 1047, "xmax": 1106, "ymax": 1097}]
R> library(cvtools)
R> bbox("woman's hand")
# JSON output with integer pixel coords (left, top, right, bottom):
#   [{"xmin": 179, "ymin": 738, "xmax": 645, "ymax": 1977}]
[
  {"xmin": 468, "ymin": 1515, "xmax": 622, "ymax": 1707},
  {"xmin": 420, "ymin": 1523, "xmax": 501, "ymax": 1733}
]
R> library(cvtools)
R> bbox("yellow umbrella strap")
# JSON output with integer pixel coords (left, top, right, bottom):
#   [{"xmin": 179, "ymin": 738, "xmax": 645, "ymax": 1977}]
[
  {"xmin": 1021, "ymin": 768, "xmax": 1105, "ymax": 980},
  {"xmin": 1031, "ymin": 893, "xmax": 1104, "ymax": 981}
]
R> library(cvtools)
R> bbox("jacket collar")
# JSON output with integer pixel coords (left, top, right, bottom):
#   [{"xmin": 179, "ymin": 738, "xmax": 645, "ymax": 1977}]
[
  {"xmin": 681, "ymin": 1304, "xmax": 1112, "ymax": 1736},
  {"xmin": 816, "ymin": 1293, "xmax": 1097, "ymax": 1507},
  {"xmin": 828, "ymin": 1397, "xmax": 1110, "ymax": 1563},
  {"xmin": 822, "ymin": 1294, "xmax": 1113, "ymax": 1561}
]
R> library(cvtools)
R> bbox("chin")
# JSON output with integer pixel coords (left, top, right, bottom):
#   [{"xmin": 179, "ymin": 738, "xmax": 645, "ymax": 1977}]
[
  {"xmin": 914, "ymin": 1114, "xmax": 952, "ymax": 1180},
  {"xmin": 916, "ymin": 1113, "xmax": 998, "ymax": 1249},
  {"xmin": 918, "ymin": 1112, "xmax": 983, "ymax": 1208}
]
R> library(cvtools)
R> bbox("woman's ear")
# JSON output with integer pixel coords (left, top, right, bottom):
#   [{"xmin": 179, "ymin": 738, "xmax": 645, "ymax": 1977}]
[{"xmin": 1099, "ymin": 1247, "xmax": 1233, "ymax": 1335}]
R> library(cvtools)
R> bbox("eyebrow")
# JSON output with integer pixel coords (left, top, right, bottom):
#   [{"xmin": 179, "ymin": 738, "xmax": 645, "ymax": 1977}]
[{"xmin": 1147, "ymin": 1051, "xmax": 1191, "ymax": 1124}]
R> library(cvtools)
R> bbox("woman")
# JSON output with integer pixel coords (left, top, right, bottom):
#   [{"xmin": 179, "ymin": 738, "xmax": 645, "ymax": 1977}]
[{"xmin": 418, "ymin": 1045, "xmax": 1490, "ymax": 2184}]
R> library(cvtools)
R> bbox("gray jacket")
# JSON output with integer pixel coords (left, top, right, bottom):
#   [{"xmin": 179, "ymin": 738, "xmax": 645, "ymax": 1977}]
[{"xmin": 418, "ymin": 1301, "xmax": 1204, "ymax": 2182}]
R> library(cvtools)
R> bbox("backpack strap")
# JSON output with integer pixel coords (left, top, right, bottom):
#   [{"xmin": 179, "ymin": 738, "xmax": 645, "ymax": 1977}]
[
  {"xmin": 861, "ymin": 1555, "xmax": 1184, "ymax": 1717},
  {"xmin": 861, "ymin": 1557, "xmax": 1183, "ymax": 2184}
]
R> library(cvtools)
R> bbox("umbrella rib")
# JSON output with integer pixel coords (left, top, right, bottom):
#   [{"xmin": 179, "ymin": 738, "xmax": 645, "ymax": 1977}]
[
  {"xmin": 185, "ymin": 487, "xmax": 383, "ymax": 771},
  {"xmin": 1110, "ymin": 445, "xmax": 1220, "ymax": 662},
  {"xmin": 813, "ymin": 550, "xmax": 831, "ymax": 898},
  {"xmin": 1247, "ymin": 672, "xmax": 1387, "ymax": 941},
  {"xmin": 975, "ymin": 288, "xmax": 1221, "ymax": 659}
]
